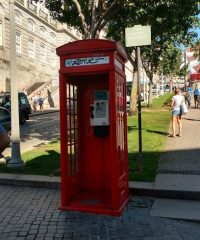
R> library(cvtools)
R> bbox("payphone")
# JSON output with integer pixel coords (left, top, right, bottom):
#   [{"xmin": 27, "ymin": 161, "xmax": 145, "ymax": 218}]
[{"xmin": 90, "ymin": 90, "xmax": 109, "ymax": 137}]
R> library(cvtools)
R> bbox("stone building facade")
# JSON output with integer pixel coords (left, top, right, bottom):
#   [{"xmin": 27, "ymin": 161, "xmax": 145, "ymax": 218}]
[{"xmin": 0, "ymin": 0, "xmax": 80, "ymax": 104}]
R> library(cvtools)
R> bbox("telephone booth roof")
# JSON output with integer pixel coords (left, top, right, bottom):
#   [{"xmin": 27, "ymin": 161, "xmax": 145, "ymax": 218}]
[{"xmin": 56, "ymin": 39, "xmax": 127, "ymax": 61}]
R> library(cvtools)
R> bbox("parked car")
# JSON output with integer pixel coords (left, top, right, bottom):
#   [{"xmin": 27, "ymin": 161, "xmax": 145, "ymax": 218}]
[
  {"xmin": 164, "ymin": 85, "xmax": 170, "ymax": 92},
  {"xmin": 0, "ymin": 92, "xmax": 31, "ymax": 124},
  {"xmin": 152, "ymin": 86, "xmax": 160, "ymax": 94},
  {"xmin": 0, "ymin": 107, "xmax": 11, "ymax": 132}
]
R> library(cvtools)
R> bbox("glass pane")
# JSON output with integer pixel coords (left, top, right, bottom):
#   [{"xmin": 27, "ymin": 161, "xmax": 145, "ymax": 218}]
[{"xmin": 74, "ymin": 115, "xmax": 78, "ymax": 128}]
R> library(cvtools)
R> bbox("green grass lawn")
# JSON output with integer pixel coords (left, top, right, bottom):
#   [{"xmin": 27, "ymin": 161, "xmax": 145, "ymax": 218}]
[
  {"xmin": 0, "ymin": 141, "xmax": 60, "ymax": 176},
  {"xmin": 128, "ymin": 93, "xmax": 172, "ymax": 181},
  {"xmin": 0, "ymin": 94, "xmax": 172, "ymax": 182}
]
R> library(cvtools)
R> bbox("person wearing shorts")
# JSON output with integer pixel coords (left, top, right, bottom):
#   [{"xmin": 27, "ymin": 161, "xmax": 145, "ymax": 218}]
[
  {"xmin": 193, "ymin": 85, "xmax": 199, "ymax": 108},
  {"xmin": 0, "ymin": 124, "xmax": 10, "ymax": 154},
  {"xmin": 171, "ymin": 88, "xmax": 184, "ymax": 137}
]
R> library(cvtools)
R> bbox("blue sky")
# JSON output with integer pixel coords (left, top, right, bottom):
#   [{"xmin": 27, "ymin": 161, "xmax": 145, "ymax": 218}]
[{"xmin": 196, "ymin": 28, "xmax": 200, "ymax": 37}]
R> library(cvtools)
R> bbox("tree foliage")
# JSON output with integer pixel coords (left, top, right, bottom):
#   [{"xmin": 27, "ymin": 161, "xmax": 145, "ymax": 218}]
[
  {"xmin": 191, "ymin": 39, "xmax": 200, "ymax": 61},
  {"xmin": 158, "ymin": 43, "xmax": 183, "ymax": 77},
  {"xmin": 107, "ymin": 0, "xmax": 199, "ymax": 107},
  {"xmin": 107, "ymin": 0, "xmax": 199, "ymax": 70},
  {"xmin": 33, "ymin": 0, "xmax": 123, "ymax": 38}
]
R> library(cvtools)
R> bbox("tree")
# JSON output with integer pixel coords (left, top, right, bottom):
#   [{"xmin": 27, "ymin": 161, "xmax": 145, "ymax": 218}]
[
  {"xmin": 107, "ymin": 0, "xmax": 199, "ymax": 108},
  {"xmin": 191, "ymin": 39, "xmax": 200, "ymax": 61},
  {"xmin": 34, "ymin": 0, "xmax": 199, "ymax": 110},
  {"xmin": 158, "ymin": 43, "xmax": 183, "ymax": 91},
  {"xmin": 33, "ymin": 0, "xmax": 123, "ymax": 39}
]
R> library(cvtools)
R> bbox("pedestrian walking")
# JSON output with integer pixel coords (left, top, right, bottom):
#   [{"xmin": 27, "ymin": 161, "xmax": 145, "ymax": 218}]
[
  {"xmin": 193, "ymin": 84, "xmax": 199, "ymax": 108},
  {"xmin": 38, "ymin": 94, "xmax": 44, "ymax": 111},
  {"xmin": 183, "ymin": 88, "xmax": 192, "ymax": 109},
  {"xmin": 0, "ymin": 123, "xmax": 10, "ymax": 154},
  {"xmin": 170, "ymin": 88, "xmax": 185, "ymax": 137},
  {"xmin": 32, "ymin": 95, "xmax": 38, "ymax": 112}
]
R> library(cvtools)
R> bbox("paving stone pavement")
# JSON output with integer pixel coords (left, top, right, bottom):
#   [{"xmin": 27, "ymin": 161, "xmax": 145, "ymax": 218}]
[
  {"xmin": 0, "ymin": 185, "xmax": 200, "ymax": 240},
  {"xmin": 157, "ymin": 107, "xmax": 200, "ymax": 174}
]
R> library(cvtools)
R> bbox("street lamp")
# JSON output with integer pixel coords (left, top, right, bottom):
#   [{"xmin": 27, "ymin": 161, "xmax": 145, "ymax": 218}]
[{"xmin": 7, "ymin": 0, "xmax": 24, "ymax": 168}]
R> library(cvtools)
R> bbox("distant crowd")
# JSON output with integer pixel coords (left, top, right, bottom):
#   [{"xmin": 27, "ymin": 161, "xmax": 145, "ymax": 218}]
[{"xmin": 182, "ymin": 84, "xmax": 199, "ymax": 109}]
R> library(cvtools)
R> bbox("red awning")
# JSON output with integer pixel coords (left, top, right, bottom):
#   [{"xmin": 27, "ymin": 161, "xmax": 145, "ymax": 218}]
[{"xmin": 190, "ymin": 73, "xmax": 200, "ymax": 81}]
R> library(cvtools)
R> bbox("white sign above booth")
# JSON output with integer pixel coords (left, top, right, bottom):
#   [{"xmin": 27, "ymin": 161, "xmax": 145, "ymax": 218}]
[
  {"xmin": 125, "ymin": 25, "xmax": 151, "ymax": 47},
  {"xmin": 65, "ymin": 56, "xmax": 109, "ymax": 67}
]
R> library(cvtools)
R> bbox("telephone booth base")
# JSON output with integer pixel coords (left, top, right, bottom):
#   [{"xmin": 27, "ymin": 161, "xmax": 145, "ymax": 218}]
[{"xmin": 60, "ymin": 194, "xmax": 130, "ymax": 216}]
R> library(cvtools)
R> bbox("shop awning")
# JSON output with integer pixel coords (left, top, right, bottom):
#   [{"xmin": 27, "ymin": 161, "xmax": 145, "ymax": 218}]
[{"xmin": 190, "ymin": 73, "xmax": 200, "ymax": 81}]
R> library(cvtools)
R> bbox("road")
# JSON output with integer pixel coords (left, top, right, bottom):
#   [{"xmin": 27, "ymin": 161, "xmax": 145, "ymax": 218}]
[{"xmin": 3, "ymin": 111, "xmax": 60, "ymax": 157}]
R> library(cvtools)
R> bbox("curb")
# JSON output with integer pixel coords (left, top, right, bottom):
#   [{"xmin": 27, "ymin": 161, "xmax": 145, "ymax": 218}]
[
  {"xmin": 0, "ymin": 173, "xmax": 60, "ymax": 189},
  {"xmin": 130, "ymin": 187, "xmax": 200, "ymax": 200},
  {"xmin": 0, "ymin": 174, "xmax": 200, "ymax": 200},
  {"xmin": 30, "ymin": 109, "xmax": 60, "ymax": 117}
]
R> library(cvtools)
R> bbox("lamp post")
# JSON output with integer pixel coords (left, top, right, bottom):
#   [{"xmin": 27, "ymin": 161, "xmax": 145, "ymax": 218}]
[{"xmin": 7, "ymin": 0, "xmax": 24, "ymax": 168}]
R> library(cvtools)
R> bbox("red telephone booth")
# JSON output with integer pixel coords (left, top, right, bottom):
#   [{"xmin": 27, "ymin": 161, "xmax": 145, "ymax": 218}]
[{"xmin": 56, "ymin": 39, "xmax": 129, "ymax": 216}]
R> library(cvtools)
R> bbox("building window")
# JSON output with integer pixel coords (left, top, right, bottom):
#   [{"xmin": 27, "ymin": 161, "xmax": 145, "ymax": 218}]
[
  {"xmin": 40, "ymin": 26, "xmax": 46, "ymax": 38},
  {"xmin": 28, "ymin": 38, "xmax": 34, "ymax": 59},
  {"xmin": 15, "ymin": 11, "xmax": 22, "ymax": 25},
  {"xmin": 40, "ymin": 43, "xmax": 46, "ymax": 63},
  {"xmin": 50, "ymin": 48, "xmax": 56, "ymax": 66},
  {"xmin": 28, "ymin": 19, "xmax": 34, "ymax": 32},
  {"xmin": 0, "ymin": 20, "xmax": 2, "ymax": 47},
  {"xmin": 50, "ymin": 32, "xmax": 56, "ymax": 45},
  {"xmin": 16, "ymin": 32, "xmax": 21, "ymax": 54}
]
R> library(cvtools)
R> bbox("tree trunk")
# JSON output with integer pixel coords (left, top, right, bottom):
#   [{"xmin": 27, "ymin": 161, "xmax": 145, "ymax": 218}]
[
  {"xmin": 170, "ymin": 74, "xmax": 173, "ymax": 92},
  {"xmin": 129, "ymin": 69, "xmax": 137, "ymax": 116},
  {"xmin": 147, "ymin": 81, "xmax": 153, "ymax": 107}
]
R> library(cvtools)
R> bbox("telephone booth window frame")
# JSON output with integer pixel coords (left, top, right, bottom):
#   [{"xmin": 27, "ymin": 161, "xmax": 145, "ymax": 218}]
[{"xmin": 66, "ymin": 83, "xmax": 79, "ymax": 176}]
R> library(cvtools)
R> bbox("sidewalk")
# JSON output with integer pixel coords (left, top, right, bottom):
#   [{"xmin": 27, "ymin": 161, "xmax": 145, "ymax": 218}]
[{"xmin": 133, "ymin": 107, "xmax": 200, "ymax": 199}]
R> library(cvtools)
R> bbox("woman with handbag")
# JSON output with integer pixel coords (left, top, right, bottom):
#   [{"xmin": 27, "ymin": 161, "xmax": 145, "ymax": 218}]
[{"xmin": 170, "ymin": 88, "xmax": 185, "ymax": 137}]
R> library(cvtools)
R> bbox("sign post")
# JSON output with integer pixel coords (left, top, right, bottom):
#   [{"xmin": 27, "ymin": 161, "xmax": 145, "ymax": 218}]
[{"xmin": 125, "ymin": 25, "xmax": 151, "ymax": 171}]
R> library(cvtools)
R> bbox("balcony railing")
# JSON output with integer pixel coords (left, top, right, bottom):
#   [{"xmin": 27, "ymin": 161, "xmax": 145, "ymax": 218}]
[
  {"xmin": 39, "ymin": 10, "xmax": 48, "ymax": 21},
  {"xmin": 28, "ymin": 2, "xmax": 37, "ymax": 14},
  {"xmin": 50, "ymin": 19, "xmax": 57, "ymax": 27}
]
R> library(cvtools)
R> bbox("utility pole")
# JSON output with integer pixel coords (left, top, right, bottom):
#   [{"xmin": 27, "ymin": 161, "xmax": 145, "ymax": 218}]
[{"xmin": 7, "ymin": 0, "xmax": 24, "ymax": 168}]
